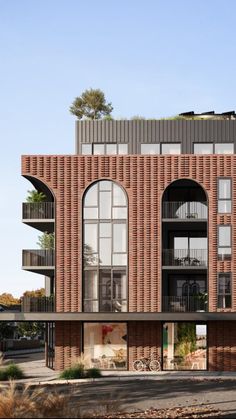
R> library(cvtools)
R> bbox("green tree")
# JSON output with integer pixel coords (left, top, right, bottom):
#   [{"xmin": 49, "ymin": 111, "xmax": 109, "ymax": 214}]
[
  {"xmin": 0, "ymin": 322, "xmax": 15, "ymax": 339},
  {"xmin": 26, "ymin": 190, "xmax": 46, "ymax": 203},
  {"xmin": 0, "ymin": 293, "xmax": 20, "ymax": 306},
  {"xmin": 70, "ymin": 88, "xmax": 113, "ymax": 120},
  {"xmin": 21, "ymin": 288, "xmax": 45, "ymax": 298},
  {"xmin": 37, "ymin": 232, "xmax": 54, "ymax": 249},
  {"xmin": 18, "ymin": 322, "xmax": 45, "ymax": 339}
]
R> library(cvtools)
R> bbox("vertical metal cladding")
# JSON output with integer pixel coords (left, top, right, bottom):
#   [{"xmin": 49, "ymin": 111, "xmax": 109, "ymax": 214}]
[
  {"xmin": 76, "ymin": 120, "xmax": 236, "ymax": 154},
  {"xmin": 22, "ymin": 154, "xmax": 235, "ymax": 314}
]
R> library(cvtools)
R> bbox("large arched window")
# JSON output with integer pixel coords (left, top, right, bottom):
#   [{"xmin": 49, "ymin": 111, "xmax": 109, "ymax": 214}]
[{"xmin": 83, "ymin": 180, "xmax": 127, "ymax": 312}]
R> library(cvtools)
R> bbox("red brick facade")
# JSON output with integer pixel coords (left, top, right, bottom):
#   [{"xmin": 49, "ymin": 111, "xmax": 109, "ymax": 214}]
[{"xmin": 22, "ymin": 155, "xmax": 236, "ymax": 371}]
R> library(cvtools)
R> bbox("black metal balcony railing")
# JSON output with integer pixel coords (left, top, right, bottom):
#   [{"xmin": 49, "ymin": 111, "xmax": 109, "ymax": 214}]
[
  {"xmin": 22, "ymin": 249, "xmax": 55, "ymax": 267},
  {"xmin": 21, "ymin": 296, "xmax": 55, "ymax": 312},
  {"xmin": 162, "ymin": 201, "xmax": 207, "ymax": 220},
  {"xmin": 22, "ymin": 202, "xmax": 54, "ymax": 220},
  {"xmin": 162, "ymin": 296, "xmax": 207, "ymax": 312},
  {"xmin": 162, "ymin": 249, "xmax": 207, "ymax": 267}
]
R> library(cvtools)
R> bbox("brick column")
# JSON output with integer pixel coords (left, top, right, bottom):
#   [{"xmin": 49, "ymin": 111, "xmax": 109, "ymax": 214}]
[
  {"xmin": 208, "ymin": 321, "xmax": 236, "ymax": 371},
  {"xmin": 54, "ymin": 321, "xmax": 82, "ymax": 371},
  {"xmin": 128, "ymin": 321, "xmax": 162, "ymax": 370}
]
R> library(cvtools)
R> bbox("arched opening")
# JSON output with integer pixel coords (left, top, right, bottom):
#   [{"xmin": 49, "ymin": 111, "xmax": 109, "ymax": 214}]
[
  {"xmin": 83, "ymin": 180, "xmax": 128, "ymax": 313},
  {"xmin": 162, "ymin": 179, "xmax": 208, "ymax": 312}
]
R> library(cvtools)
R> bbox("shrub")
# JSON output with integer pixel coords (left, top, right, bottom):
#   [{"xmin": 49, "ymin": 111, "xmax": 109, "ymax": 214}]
[
  {"xmin": 0, "ymin": 364, "xmax": 24, "ymax": 381},
  {"xmin": 85, "ymin": 368, "xmax": 102, "ymax": 378},
  {"xmin": 59, "ymin": 363, "xmax": 85, "ymax": 380}
]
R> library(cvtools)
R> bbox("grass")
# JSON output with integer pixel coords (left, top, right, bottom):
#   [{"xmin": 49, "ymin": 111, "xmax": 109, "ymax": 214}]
[
  {"xmin": 59, "ymin": 364, "xmax": 102, "ymax": 380},
  {"xmin": 0, "ymin": 364, "xmax": 24, "ymax": 381}
]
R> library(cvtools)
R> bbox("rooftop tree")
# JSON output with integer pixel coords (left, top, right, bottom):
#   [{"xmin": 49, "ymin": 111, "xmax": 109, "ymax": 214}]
[{"xmin": 70, "ymin": 88, "xmax": 113, "ymax": 120}]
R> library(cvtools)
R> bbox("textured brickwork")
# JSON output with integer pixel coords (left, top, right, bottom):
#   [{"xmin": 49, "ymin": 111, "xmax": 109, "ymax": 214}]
[
  {"xmin": 128, "ymin": 321, "xmax": 162, "ymax": 370},
  {"xmin": 208, "ymin": 321, "xmax": 236, "ymax": 371},
  {"xmin": 22, "ymin": 154, "xmax": 236, "ymax": 314},
  {"xmin": 54, "ymin": 321, "xmax": 82, "ymax": 371}
]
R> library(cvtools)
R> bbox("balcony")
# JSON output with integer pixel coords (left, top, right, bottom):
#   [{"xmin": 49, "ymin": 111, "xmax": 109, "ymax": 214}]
[
  {"xmin": 162, "ymin": 201, "xmax": 207, "ymax": 220},
  {"xmin": 162, "ymin": 249, "xmax": 207, "ymax": 268},
  {"xmin": 22, "ymin": 202, "xmax": 54, "ymax": 232},
  {"xmin": 21, "ymin": 296, "xmax": 55, "ymax": 312},
  {"xmin": 22, "ymin": 249, "xmax": 54, "ymax": 275},
  {"xmin": 162, "ymin": 296, "xmax": 207, "ymax": 312}
]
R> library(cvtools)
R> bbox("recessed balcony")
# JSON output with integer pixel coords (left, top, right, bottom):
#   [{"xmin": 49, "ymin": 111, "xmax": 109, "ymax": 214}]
[
  {"xmin": 162, "ymin": 201, "xmax": 207, "ymax": 221},
  {"xmin": 162, "ymin": 249, "xmax": 207, "ymax": 269},
  {"xmin": 21, "ymin": 296, "xmax": 55, "ymax": 312},
  {"xmin": 162, "ymin": 296, "xmax": 208, "ymax": 312},
  {"xmin": 22, "ymin": 202, "xmax": 54, "ymax": 232},
  {"xmin": 22, "ymin": 249, "xmax": 54, "ymax": 275}
]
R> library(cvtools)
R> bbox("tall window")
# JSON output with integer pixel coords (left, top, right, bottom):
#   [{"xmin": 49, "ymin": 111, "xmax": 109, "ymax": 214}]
[
  {"xmin": 83, "ymin": 180, "xmax": 127, "ymax": 312},
  {"xmin": 218, "ymin": 178, "xmax": 232, "ymax": 213},
  {"xmin": 217, "ymin": 273, "xmax": 231, "ymax": 308},
  {"xmin": 81, "ymin": 143, "xmax": 128, "ymax": 155},
  {"xmin": 218, "ymin": 225, "xmax": 231, "ymax": 260}
]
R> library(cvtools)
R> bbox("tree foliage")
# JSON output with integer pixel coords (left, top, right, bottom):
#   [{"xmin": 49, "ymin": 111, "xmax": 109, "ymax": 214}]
[
  {"xmin": 21, "ymin": 288, "xmax": 45, "ymax": 298},
  {"xmin": 0, "ymin": 322, "xmax": 15, "ymax": 339},
  {"xmin": 70, "ymin": 88, "xmax": 113, "ymax": 120},
  {"xmin": 26, "ymin": 190, "xmax": 46, "ymax": 203},
  {"xmin": 37, "ymin": 232, "xmax": 54, "ymax": 249},
  {"xmin": 0, "ymin": 293, "xmax": 20, "ymax": 306},
  {"xmin": 17, "ymin": 322, "xmax": 44, "ymax": 338}
]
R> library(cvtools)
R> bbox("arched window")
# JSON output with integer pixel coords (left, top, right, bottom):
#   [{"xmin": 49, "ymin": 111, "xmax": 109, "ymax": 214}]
[{"xmin": 83, "ymin": 180, "xmax": 127, "ymax": 312}]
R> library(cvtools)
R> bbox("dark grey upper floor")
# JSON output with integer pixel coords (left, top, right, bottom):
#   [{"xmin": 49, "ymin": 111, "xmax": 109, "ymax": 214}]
[{"xmin": 76, "ymin": 119, "xmax": 236, "ymax": 154}]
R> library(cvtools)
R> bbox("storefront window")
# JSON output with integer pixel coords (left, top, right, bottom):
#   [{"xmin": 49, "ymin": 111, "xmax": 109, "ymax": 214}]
[
  {"xmin": 84, "ymin": 323, "xmax": 127, "ymax": 369},
  {"xmin": 163, "ymin": 322, "xmax": 207, "ymax": 370}
]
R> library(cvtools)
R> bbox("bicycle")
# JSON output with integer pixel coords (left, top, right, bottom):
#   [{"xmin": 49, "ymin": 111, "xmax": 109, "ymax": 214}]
[{"xmin": 133, "ymin": 356, "xmax": 161, "ymax": 372}]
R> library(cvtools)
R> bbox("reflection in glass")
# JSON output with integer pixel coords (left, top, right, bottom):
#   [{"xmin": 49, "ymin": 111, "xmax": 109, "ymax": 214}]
[
  {"xmin": 99, "ymin": 238, "xmax": 112, "ymax": 265},
  {"xmin": 106, "ymin": 144, "xmax": 117, "ymax": 154},
  {"xmin": 162, "ymin": 143, "xmax": 181, "ymax": 154},
  {"xmin": 118, "ymin": 144, "xmax": 128, "ymax": 154},
  {"xmin": 93, "ymin": 144, "xmax": 105, "ymax": 154},
  {"xmin": 113, "ymin": 184, "xmax": 126, "ymax": 206},
  {"xmin": 218, "ymin": 201, "xmax": 231, "ymax": 213},
  {"xmin": 83, "ymin": 207, "xmax": 98, "ymax": 219},
  {"xmin": 113, "ymin": 207, "xmax": 127, "ymax": 219},
  {"xmin": 219, "ymin": 226, "xmax": 231, "ymax": 246},
  {"xmin": 163, "ymin": 323, "xmax": 207, "ymax": 370},
  {"xmin": 82, "ymin": 144, "xmax": 92, "ymax": 155},
  {"xmin": 84, "ymin": 184, "xmax": 98, "ymax": 206},
  {"xmin": 84, "ymin": 323, "xmax": 127, "ymax": 369},
  {"xmin": 99, "ymin": 191, "xmax": 112, "ymax": 219},
  {"xmin": 84, "ymin": 224, "xmax": 98, "ymax": 252},
  {"xmin": 84, "ymin": 271, "xmax": 98, "ymax": 299},
  {"xmin": 113, "ymin": 224, "xmax": 126, "ymax": 252},
  {"xmin": 215, "ymin": 143, "xmax": 234, "ymax": 154},
  {"xmin": 141, "ymin": 144, "xmax": 160, "ymax": 154},
  {"xmin": 219, "ymin": 179, "xmax": 231, "ymax": 199},
  {"xmin": 194, "ymin": 143, "xmax": 213, "ymax": 154},
  {"xmin": 100, "ymin": 223, "xmax": 111, "ymax": 237}
]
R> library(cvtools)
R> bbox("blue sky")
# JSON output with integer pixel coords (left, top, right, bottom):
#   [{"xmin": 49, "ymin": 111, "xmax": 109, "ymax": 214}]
[{"xmin": 0, "ymin": 0, "xmax": 236, "ymax": 296}]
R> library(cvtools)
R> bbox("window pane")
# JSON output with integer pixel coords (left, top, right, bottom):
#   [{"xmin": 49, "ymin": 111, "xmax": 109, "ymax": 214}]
[
  {"xmin": 83, "ymin": 207, "xmax": 98, "ymax": 219},
  {"xmin": 82, "ymin": 144, "xmax": 92, "ymax": 155},
  {"xmin": 84, "ymin": 224, "xmax": 98, "ymax": 252},
  {"xmin": 84, "ymin": 271, "xmax": 98, "ymax": 299},
  {"xmin": 112, "ymin": 253, "xmax": 127, "ymax": 266},
  {"xmin": 218, "ymin": 248, "xmax": 232, "ymax": 260},
  {"xmin": 84, "ymin": 323, "xmax": 127, "ymax": 369},
  {"xmin": 218, "ymin": 179, "xmax": 231, "ymax": 199},
  {"xmin": 83, "ymin": 300, "xmax": 99, "ymax": 312},
  {"xmin": 100, "ymin": 223, "xmax": 111, "ymax": 237},
  {"xmin": 113, "ymin": 223, "xmax": 126, "ymax": 252},
  {"xmin": 84, "ymin": 184, "xmax": 98, "ymax": 207},
  {"xmin": 99, "ymin": 181, "xmax": 112, "ymax": 191},
  {"xmin": 93, "ymin": 144, "xmax": 105, "ymax": 155},
  {"xmin": 106, "ymin": 144, "xmax": 117, "ymax": 155},
  {"xmin": 215, "ymin": 143, "xmax": 234, "ymax": 154},
  {"xmin": 141, "ymin": 144, "xmax": 160, "ymax": 154},
  {"xmin": 113, "ymin": 184, "xmax": 126, "ymax": 206},
  {"xmin": 218, "ymin": 201, "xmax": 231, "ymax": 213},
  {"xmin": 99, "ymin": 191, "xmax": 112, "ymax": 219},
  {"xmin": 113, "ymin": 271, "xmax": 127, "ymax": 300},
  {"xmin": 194, "ymin": 143, "xmax": 213, "ymax": 154},
  {"xmin": 113, "ymin": 207, "xmax": 127, "ymax": 219},
  {"xmin": 118, "ymin": 144, "xmax": 128, "ymax": 154},
  {"xmin": 219, "ymin": 226, "xmax": 231, "ymax": 246},
  {"xmin": 161, "ymin": 143, "xmax": 181, "ymax": 154},
  {"xmin": 99, "ymin": 238, "xmax": 111, "ymax": 265}
]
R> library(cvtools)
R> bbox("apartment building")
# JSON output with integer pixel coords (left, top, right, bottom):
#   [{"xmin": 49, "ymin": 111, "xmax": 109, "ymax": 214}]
[{"xmin": 3, "ymin": 112, "xmax": 236, "ymax": 371}]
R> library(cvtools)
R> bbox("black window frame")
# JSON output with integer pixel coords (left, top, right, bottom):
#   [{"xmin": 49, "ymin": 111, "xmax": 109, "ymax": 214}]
[
  {"xmin": 217, "ymin": 273, "xmax": 232, "ymax": 309},
  {"xmin": 217, "ymin": 177, "xmax": 232, "ymax": 214},
  {"xmin": 81, "ymin": 143, "xmax": 128, "ymax": 155}
]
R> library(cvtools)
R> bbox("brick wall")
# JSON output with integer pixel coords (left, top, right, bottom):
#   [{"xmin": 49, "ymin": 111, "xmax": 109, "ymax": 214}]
[
  {"xmin": 54, "ymin": 321, "xmax": 82, "ymax": 370},
  {"xmin": 128, "ymin": 321, "xmax": 161, "ymax": 370},
  {"xmin": 22, "ymin": 155, "xmax": 236, "ymax": 313},
  {"xmin": 208, "ymin": 321, "xmax": 236, "ymax": 371}
]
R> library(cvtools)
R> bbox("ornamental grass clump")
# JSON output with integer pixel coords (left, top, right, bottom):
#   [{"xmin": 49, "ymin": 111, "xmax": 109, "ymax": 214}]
[
  {"xmin": 0, "ymin": 364, "xmax": 24, "ymax": 381},
  {"xmin": 59, "ymin": 363, "xmax": 85, "ymax": 380}
]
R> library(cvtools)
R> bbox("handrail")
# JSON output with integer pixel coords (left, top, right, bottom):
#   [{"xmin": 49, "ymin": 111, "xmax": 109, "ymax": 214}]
[{"xmin": 22, "ymin": 202, "xmax": 54, "ymax": 220}]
